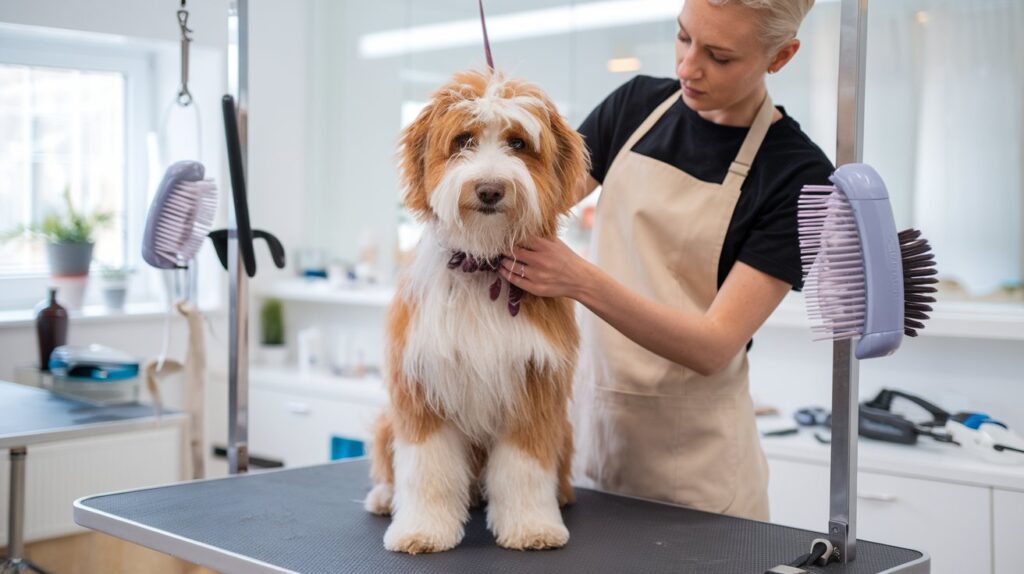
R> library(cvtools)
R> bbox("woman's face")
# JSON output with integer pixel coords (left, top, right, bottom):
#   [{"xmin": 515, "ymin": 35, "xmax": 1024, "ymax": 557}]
[{"xmin": 675, "ymin": 0, "xmax": 775, "ymax": 115}]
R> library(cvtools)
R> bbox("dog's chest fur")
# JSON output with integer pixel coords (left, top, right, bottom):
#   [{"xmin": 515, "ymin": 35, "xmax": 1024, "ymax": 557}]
[{"xmin": 400, "ymin": 238, "xmax": 562, "ymax": 441}]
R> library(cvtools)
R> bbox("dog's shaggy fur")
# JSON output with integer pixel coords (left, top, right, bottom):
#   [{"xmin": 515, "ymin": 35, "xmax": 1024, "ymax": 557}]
[{"xmin": 364, "ymin": 69, "xmax": 589, "ymax": 554}]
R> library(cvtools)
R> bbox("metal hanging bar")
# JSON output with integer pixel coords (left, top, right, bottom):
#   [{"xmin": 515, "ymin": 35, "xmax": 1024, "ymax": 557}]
[
  {"xmin": 829, "ymin": 0, "xmax": 870, "ymax": 563},
  {"xmin": 226, "ymin": 0, "xmax": 250, "ymax": 475}
]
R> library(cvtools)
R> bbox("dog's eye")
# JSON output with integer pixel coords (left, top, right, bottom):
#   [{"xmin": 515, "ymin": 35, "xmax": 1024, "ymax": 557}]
[
  {"xmin": 452, "ymin": 133, "xmax": 473, "ymax": 151},
  {"xmin": 507, "ymin": 137, "xmax": 526, "ymax": 151}
]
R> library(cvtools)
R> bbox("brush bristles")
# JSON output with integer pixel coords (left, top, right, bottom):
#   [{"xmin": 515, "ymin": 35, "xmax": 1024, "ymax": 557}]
[
  {"xmin": 898, "ymin": 228, "xmax": 937, "ymax": 336},
  {"xmin": 798, "ymin": 185, "xmax": 865, "ymax": 341},
  {"xmin": 153, "ymin": 179, "xmax": 218, "ymax": 266}
]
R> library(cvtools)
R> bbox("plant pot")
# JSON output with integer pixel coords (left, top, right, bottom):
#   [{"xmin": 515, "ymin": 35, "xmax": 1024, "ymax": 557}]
[
  {"xmin": 50, "ymin": 275, "xmax": 88, "ymax": 311},
  {"xmin": 47, "ymin": 241, "xmax": 94, "ymax": 276},
  {"xmin": 102, "ymin": 283, "xmax": 128, "ymax": 312},
  {"xmin": 259, "ymin": 344, "xmax": 289, "ymax": 368}
]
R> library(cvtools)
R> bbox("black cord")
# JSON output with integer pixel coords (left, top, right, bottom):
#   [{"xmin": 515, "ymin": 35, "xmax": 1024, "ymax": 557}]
[
  {"xmin": 787, "ymin": 552, "xmax": 812, "ymax": 567},
  {"xmin": 995, "ymin": 444, "xmax": 1024, "ymax": 454}
]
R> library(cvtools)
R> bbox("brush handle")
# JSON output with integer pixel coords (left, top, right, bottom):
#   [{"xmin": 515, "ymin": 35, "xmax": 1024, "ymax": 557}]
[
  {"xmin": 222, "ymin": 94, "xmax": 257, "ymax": 278},
  {"xmin": 830, "ymin": 164, "xmax": 904, "ymax": 359}
]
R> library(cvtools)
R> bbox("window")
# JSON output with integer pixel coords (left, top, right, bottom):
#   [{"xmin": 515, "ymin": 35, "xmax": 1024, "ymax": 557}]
[
  {"xmin": 0, "ymin": 63, "xmax": 127, "ymax": 275},
  {"xmin": 0, "ymin": 26, "xmax": 152, "ymax": 310}
]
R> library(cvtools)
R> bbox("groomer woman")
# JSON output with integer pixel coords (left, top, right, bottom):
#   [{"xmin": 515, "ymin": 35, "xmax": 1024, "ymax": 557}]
[{"xmin": 501, "ymin": 0, "xmax": 831, "ymax": 520}]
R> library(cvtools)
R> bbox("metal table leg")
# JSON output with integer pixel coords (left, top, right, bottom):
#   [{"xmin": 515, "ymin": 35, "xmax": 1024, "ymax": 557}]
[{"xmin": 2, "ymin": 447, "xmax": 52, "ymax": 574}]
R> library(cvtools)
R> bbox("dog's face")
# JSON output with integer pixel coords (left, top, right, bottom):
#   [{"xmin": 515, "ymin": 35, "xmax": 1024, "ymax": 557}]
[{"xmin": 399, "ymin": 69, "xmax": 589, "ymax": 256}]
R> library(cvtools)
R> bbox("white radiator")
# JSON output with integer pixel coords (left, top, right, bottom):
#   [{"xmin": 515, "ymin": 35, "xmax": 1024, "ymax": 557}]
[{"xmin": 1, "ymin": 425, "xmax": 184, "ymax": 543}]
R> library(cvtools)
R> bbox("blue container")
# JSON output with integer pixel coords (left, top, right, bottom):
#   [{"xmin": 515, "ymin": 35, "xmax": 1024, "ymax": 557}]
[{"xmin": 330, "ymin": 436, "xmax": 365, "ymax": 461}]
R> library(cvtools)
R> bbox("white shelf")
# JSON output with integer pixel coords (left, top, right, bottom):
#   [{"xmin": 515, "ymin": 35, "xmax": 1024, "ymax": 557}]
[
  {"xmin": 764, "ymin": 292, "xmax": 1024, "ymax": 341},
  {"xmin": 0, "ymin": 301, "xmax": 224, "ymax": 329},
  {"xmin": 758, "ymin": 419, "xmax": 1024, "ymax": 492},
  {"xmin": 256, "ymin": 279, "xmax": 394, "ymax": 307}
]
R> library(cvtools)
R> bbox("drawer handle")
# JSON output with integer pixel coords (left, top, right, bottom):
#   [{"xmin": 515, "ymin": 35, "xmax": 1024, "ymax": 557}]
[
  {"xmin": 287, "ymin": 402, "xmax": 312, "ymax": 415},
  {"xmin": 857, "ymin": 492, "xmax": 898, "ymax": 503}
]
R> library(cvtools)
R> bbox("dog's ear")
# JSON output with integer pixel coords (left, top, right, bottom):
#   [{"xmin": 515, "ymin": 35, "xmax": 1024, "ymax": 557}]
[
  {"xmin": 546, "ymin": 102, "xmax": 590, "ymax": 214},
  {"xmin": 398, "ymin": 101, "xmax": 436, "ymax": 218}
]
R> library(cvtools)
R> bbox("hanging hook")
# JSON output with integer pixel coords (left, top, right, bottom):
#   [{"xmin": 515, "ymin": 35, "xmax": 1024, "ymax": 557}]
[{"xmin": 177, "ymin": 0, "xmax": 194, "ymax": 106}]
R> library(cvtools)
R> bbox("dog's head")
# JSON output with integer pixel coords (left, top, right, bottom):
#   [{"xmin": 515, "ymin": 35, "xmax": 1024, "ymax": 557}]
[{"xmin": 399, "ymin": 69, "xmax": 589, "ymax": 257}]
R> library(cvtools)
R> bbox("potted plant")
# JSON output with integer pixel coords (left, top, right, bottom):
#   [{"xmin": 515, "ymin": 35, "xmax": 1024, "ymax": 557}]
[
  {"xmin": 98, "ymin": 264, "xmax": 134, "ymax": 312},
  {"xmin": 2, "ymin": 187, "xmax": 113, "ymax": 309},
  {"xmin": 259, "ymin": 298, "xmax": 288, "ymax": 367}
]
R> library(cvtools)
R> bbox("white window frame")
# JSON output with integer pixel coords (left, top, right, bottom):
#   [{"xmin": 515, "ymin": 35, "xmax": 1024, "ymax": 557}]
[{"xmin": 0, "ymin": 26, "xmax": 155, "ymax": 311}]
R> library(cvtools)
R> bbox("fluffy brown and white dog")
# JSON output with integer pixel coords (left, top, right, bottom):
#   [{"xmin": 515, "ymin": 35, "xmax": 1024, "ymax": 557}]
[{"xmin": 363, "ymin": 69, "xmax": 588, "ymax": 554}]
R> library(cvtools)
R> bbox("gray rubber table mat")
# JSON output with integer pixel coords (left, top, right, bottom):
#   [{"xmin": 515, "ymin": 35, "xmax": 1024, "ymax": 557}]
[{"xmin": 77, "ymin": 459, "xmax": 925, "ymax": 573}]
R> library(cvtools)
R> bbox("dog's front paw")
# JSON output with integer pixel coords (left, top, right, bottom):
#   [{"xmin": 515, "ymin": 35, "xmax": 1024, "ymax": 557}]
[
  {"xmin": 493, "ymin": 516, "xmax": 569, "ymax": 550},
  {"xmin": 383, "ymin": 518, "xmax": 463, "ymax": 554},
  {"xmin": 364, "ymin": 484, "xmax": 393, "ymax": 515}
]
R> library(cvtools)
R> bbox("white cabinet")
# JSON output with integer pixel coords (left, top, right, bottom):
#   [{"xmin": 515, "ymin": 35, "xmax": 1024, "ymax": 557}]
[
  {"xmin": 249, "ymin": 384, "xmax": 383, "ymax": 468},
  {"xmin": 250, "ymin": 386, "xmax": 328, "ymax": 467},
  {"xmin": 994, "ymin": 489, "xmax": 1024, "ymax": 574},
  {"xmin": 856, "ymin": 473, "xmax": 990, "ymax": 574}
]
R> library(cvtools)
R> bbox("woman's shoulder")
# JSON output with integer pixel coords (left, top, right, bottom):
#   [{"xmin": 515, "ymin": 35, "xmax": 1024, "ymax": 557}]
[{"xmin": 761, "ymin": 111, "xmax": 835, "ymax": 176}]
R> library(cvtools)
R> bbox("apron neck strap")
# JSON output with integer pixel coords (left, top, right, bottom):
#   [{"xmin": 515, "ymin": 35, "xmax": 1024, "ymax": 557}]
[
  {"xmin": 619, "ymin": 89, "xmax": 682, "ymax": 154},
  {"xmin": 612, "ymin": 89, "xmax": 775, "ymax": 189},
  {"xmin": 722, "ymin": 94, "xmax": 775, "ymax": 189}
]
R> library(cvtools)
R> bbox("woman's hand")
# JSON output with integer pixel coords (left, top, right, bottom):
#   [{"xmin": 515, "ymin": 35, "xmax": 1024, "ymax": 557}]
[{"xmin": 501, "ymin": 236, "xmax": 593, "ymax": 299}]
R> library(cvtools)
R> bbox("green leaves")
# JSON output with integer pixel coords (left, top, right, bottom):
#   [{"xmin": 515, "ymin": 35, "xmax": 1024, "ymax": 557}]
[
  {"xmin": 260, "ymin": 298, "xmax": 285, "ymax": 346},
  {"xmin": 1, "ymin": 186, "xmax": 114, "ymax": 244}
]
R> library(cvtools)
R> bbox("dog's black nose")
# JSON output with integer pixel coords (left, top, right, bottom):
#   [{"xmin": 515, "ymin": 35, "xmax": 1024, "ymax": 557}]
[{"xmin": 475, "ymin": 182, "xmax": 505, "ymax": 206}]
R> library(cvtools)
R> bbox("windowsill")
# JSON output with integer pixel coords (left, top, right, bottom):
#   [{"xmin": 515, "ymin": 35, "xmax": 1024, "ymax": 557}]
[{"xmin": 0, "ymin": 301, "xmax": 224, "ymax": 329}]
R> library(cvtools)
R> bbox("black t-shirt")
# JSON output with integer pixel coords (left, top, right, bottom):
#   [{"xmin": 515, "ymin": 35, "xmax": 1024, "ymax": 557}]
[{"xmin": 579, "ymin": 75, "xmax": 835, "ymax": 290}]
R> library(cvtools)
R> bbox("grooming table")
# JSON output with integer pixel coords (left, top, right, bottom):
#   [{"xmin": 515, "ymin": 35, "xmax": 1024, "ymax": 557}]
[
  {"xmin": 1, "ymin": 380, "xmax": 187, "ymax": 573},
  {"xmin": 74, "ymin": 459, "xmax": 928, "ymax": 573}
]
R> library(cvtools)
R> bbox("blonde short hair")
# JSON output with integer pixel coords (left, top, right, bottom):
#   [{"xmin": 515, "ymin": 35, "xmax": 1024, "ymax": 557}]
[{"xmin": 707, "ymin": 0, "xmax": 815, "ymax": 52}]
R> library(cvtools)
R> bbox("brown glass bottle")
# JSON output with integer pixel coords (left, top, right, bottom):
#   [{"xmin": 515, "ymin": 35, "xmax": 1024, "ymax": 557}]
[{"xmin": 36, "ymin": 288, "xmax": 68, "ymax": 371}]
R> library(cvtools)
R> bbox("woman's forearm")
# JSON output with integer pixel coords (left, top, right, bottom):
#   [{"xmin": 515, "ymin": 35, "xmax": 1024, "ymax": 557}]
[
  {"xmin": 573, "ymin": 264, "xmax": 728, "ymax": 375},
  {"xmin": 572, "ymin": 260, "xmax": 789, "ymax": 376}
]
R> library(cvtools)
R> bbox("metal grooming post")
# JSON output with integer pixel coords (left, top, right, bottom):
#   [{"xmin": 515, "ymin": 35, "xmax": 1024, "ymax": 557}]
[
  {"xmin": 830, "ymin": 0, "xmax": 869, "ymax": 563},
  {"xmin": 227, "ymin": 0, "xmax": 250, "ymax": 475}
]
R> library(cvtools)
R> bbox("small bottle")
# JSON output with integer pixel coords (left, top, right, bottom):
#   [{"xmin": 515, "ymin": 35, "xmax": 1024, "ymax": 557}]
[{"xmin": 36, "ymin": 288, "xmax": 68, "ymax": 371}]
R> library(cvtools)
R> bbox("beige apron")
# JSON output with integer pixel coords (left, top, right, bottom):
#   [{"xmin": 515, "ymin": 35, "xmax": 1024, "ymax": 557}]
[{"xmin": 575, "ymin": 90, "xmax": 775, "ymax": 520}]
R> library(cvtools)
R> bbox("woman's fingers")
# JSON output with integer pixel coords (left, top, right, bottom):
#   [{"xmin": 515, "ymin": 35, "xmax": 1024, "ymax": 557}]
[
  {"xmin": 501, "ymin": 260, "xmax": 527, "ymax": 278},
  {"xmin": 505, "ymin": 245, "xmax": 533, "ymax": 264}
]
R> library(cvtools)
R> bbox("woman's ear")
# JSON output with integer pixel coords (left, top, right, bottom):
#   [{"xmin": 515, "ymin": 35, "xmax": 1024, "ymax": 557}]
[
  {"xmin": 398, "ymin": 102, "xmax": 436, "ymax": 218},
  {"xmin": 546, "ymin": 100, "xmax": 590, "ymax": 214},
  {"xmin": 768, "ymin": 38, "xmax": 801, "ymax": 74}
]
